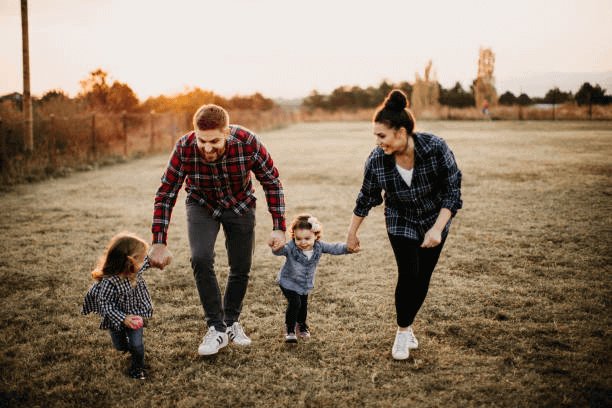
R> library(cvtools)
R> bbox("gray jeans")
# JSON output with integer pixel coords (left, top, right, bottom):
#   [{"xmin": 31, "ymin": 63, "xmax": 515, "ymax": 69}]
[{"xmin": 186, "ymin": 199, "xmax": 255, "ymax": 332}]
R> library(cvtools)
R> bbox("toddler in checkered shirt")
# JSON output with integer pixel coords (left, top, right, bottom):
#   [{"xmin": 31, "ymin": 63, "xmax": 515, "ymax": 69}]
[{"xmin": 82, "ymin": 232, "xmax": 154, "ymax": 380}]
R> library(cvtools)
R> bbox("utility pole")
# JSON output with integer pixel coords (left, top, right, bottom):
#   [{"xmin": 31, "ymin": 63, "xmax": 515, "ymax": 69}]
[{"xmin": 21, "ymin": 0, "xmax": 34, "ymax": 152}]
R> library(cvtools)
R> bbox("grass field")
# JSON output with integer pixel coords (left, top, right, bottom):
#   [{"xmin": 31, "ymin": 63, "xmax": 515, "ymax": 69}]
[{"xmin": 0, "ymin": 120, "xmax": 611, "ymax": 407}]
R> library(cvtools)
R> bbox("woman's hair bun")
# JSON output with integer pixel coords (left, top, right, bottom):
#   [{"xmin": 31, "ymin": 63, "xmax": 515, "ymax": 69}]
[{"xmin": 384, "ymin": 90, "xmax": 408, "ymax": 112}]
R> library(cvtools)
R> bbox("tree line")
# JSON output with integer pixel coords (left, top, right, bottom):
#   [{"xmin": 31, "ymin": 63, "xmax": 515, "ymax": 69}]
[
  {"xmin": 303, "ymin": 80, "xmax": 612, "ymax": 111},
  {"xmin": 1, "ymin": 69, "xmax": 276, "ymax": 116}
]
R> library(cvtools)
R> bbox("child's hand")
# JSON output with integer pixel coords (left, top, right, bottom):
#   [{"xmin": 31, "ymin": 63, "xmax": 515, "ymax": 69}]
[
  {"xmin": 268, "ymin": 230, "xmax": 286, "ymax": 251},
  {"xmin": 124, "ymin": 314, "xmax": 144, "ymax": 329}
]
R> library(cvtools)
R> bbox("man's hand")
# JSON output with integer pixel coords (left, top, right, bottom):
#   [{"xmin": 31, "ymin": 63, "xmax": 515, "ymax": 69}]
[
  {"xmin": 149, "ymin": 243, "xmax": 172, "ymax": 269},
  {"xmin": 268, "ymin": 230, "xmax": 286, "ymax": 251}
]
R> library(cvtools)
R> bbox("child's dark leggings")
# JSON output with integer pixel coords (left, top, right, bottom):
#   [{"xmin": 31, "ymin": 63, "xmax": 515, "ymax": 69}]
[
  {"xmin": 279, "ymin": 285, "xmax": 309, "ymax": 334},
  {"xmin": 109, "ymin": 326, "xmax": 144, "ymax": 370},
  {"xmin": 388, "ymin": 234, "xmax": 446, "ymax": 328}
]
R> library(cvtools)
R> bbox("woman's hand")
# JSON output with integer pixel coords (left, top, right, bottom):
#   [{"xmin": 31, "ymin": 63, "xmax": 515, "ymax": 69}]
[
  {"xmin": 149, "ymin": 243, "xmax": 172, "ymax": 269},
  {"xmin": 346, "ymin": 232, "xmax": 361, "ymax": 253},
  {"xmin": 421, "ymin": 228, "xmax": 442, "ymax": 248},
  {"xmin": 421, "ymin": 208, "xmax": 452, "ymax": 248},
  {"xmin": 346, "ymin": 214, "xmax": 365, "ymax": 253}
]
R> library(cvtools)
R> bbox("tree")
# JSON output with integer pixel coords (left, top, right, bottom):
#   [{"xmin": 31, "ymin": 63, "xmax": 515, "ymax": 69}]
[
  {"xmin": 517, "ymin": 93, "xmax": 532, "ymax": 106},
  {"xmin": 498, "ymin": 91, "xmax": 517, "ymax": 106},
  {"xmin": 439, "ymin": 82, "xmax": 475, "ymax": 108},
  {"xmin": 107, "ymin": 82, "xmax": 139, "ymax": 113},
  {"xmin": 79, "ymin": 69, "xmax": 140, "ymax": 112},
  {"xmin": 575, "ymin": 82, "xmax": 611, "ymax": 106},
  {"xmin": 302, "ymin": 90, "xmax": 326, "ymax": 111},
  {"xmin": 544, "ymin": 87, "xmax": 572, "ymax": 105},
  {"xmin": 79, "ymin": 69, "xmax": 110, "ymax": 109}
]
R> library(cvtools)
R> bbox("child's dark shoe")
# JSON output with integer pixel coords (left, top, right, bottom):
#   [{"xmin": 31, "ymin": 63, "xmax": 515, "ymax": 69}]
[{"xmin": 128, "ymin": 368, "xmax": 145, "ymax": 380}]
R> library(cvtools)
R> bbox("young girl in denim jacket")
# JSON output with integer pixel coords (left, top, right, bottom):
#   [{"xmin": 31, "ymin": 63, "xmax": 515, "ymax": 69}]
[
  {"xmin": 82, "ymin": 232, "xmax": 153, "ymax": 379},
  {"xmin": 273, "ymin": 214, "xmax": 355, "ymax": 343}
]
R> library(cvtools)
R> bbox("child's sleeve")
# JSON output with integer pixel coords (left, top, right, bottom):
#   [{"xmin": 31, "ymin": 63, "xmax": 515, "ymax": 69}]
[
  {"xmin": 320, "ymin": 242, "xmax": 350, "ymax": 255},
  {"xmin": 272, "ymin": 246, "xmax": 288, "ymax": 257},
  {"xmin": 98, "ymin": 280, "xmax": 127, "ymax": 330}
]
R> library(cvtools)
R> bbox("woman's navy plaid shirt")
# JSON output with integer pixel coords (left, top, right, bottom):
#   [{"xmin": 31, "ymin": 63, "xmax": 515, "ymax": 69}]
[{"xmin": 354, "ymin": 132, "xmax": 462, "ymax": 240}]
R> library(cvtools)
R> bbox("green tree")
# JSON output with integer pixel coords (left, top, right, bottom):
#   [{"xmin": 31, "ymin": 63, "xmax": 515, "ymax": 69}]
[
  {"xmin": 575, "ymin": 82, "xmax": 611, "ymax": 106},
  {"xmin": 517, "ymin": 93, "xmax": 532, "ymax": 106},
  {"xmin": 544, "ymin": 87, "xmax": 572, "ymax": 105},
  {"xmin": 439, "ymin": 82, "xmax": 475, "ymax": 108},
  {"xmin": 498, "ymin": 91, "xmax": 517, "ymax": 106}
]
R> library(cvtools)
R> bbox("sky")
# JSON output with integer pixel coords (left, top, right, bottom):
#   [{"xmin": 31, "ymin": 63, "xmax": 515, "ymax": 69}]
[{"xmin": 1, "ymin": 0, "xmax": 611, "ymax": 101}]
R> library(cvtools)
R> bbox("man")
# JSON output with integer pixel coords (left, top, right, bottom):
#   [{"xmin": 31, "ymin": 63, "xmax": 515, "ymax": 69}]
[{"xmin": 149, "ymin": 104, "xmax": 286, "ymax": 355}]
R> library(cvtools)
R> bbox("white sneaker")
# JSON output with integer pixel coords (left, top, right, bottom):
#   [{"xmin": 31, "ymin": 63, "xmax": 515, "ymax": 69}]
[
  {"xmin": 227, "ymin": 322, "xmax": 251, "ymax": 345},
  {"xmin": 198, "ymin": 327, "xmax": 228, "ymax": 355},
  {"xmin": 392, "ymin": 327, "xmax": 418, "ymax": 360},
  {"xmin": 406, "ymin": 326, "xmax": 419, "ymax": 349}
]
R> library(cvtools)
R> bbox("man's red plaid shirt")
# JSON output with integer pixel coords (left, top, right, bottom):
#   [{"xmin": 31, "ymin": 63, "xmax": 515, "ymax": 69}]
[{"xmin": 152, "ymin": 125, "xmax": 286, "ymax": 244}]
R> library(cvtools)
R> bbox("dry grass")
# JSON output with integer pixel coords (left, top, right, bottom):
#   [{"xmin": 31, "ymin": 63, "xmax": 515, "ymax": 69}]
[{"xmin": 0, "ymin": 120, "xmax": 611, "ymax": 407}]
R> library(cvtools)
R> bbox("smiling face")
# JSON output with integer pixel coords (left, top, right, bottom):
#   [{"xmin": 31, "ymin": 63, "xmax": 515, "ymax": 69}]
[
  {"xmin": 373, "ymin": 122, "xmax": 408, "ymax": 155},
  {"xmin": 195, "ymin": 127, "xmax": 229, "ymax": 162},
  {"xmin": 293, "ymin": 228, "xmax": 316, "ymax": 251}
]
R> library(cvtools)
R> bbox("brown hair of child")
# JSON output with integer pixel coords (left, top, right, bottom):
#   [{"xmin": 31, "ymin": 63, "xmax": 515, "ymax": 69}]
[
  {"xmin": 91, "ymin": 233, "xmax": 148, "ymax": 281},
  {"xmin": 289, "ymin": 214, "xmax": 323, "ymax": 241}
]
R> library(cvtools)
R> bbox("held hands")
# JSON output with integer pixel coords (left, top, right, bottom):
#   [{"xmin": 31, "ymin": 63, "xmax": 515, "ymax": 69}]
[
  {"xmin": 149, "ymin": 243, "xmax": 172, "ymax": 269},
  {"xmin": 346, "ymin": 232, "xmax": 361, "ymax": 253},
  {"xmin": 268, "ymin": 230, "xmax": 286, "ymax": 251}
]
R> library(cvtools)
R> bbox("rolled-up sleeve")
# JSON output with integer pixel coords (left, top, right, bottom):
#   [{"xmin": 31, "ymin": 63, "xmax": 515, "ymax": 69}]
[
  {"xmin": 354, "ymin": 153, "xmax": 384, "ymax": 217},
  {"xmin": 437, "ymin": 140, "xmax": 463, "ymax": 215},
  {"xmin": 152, "ymin": 145, "xmax": 186, "ymax": 244},
  {"xmin": 251, "ymin": 138, "xmax": 286, "ymax": 231}
]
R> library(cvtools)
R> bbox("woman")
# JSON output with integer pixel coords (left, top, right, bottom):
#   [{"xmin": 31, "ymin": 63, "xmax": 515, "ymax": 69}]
[{"xmin": 346, "ymin": 89, "xmax": 462, "ymax": 360}]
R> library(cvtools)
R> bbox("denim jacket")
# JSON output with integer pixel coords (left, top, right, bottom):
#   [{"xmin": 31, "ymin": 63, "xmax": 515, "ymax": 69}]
[{"xmin": 274, "ymin": 240, "xmax": 349, "ymax": 295}]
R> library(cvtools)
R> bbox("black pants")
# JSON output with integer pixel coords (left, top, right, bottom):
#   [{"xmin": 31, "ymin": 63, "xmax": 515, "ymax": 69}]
[
  {"xmin": 279, "ymin": 285, "xmax": 309, "ymax": 334},
  {"xmin": 388, "ymin": 234, "xmax": 445, "ymax": 328},
  {"xmin": 186, "ymin": 200, "xmax": 255, "ymax": 332}
]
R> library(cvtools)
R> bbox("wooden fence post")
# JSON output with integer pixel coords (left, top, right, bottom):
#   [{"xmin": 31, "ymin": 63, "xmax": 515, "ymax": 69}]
[
  {"xmin": 149, "ymin": 112, "xmax": 155, "ymax": 152},
  {"xmin": 171, "ymin": 114, "xmax": 177, "ymax": 151},
  {"xmin": 91, "ymin": 113, "xmax": 96, "ymax": 160},
  {"xmin": 48, "ymin": 114, "xmax": 56, "ymax": 166},
  {"xmin": 122, "ymin": 111, "xmax": 128, "ymax": 156},
  {"xmin": 0, "ymin": 117, "xmax": 8, "ymax": 175}
]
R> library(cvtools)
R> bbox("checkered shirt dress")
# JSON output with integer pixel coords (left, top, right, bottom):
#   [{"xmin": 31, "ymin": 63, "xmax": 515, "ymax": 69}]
[{"xmin": 81, "ymin": 257, "xmax": 153, "ymax": 331}]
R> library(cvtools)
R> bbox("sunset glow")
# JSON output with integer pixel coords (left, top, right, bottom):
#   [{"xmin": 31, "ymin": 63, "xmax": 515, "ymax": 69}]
[{"xmin": 1, "ymin": 0, "xmax": 611, "ymax": 100}]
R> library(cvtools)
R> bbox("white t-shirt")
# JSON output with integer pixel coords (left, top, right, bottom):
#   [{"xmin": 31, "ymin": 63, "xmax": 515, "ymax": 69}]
[
  {"xmin": 303, "ymin": 249, "xmax": 314, "ymax": 259},
  {"xmin": 396, "ymin": 164, "xmax": 413, "ymax": 186}
]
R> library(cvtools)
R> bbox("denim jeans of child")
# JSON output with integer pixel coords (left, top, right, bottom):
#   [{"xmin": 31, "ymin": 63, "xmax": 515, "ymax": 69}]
[{"xmin": 109, "ymin": 326, "xmax": 144, "ymax": 370}]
